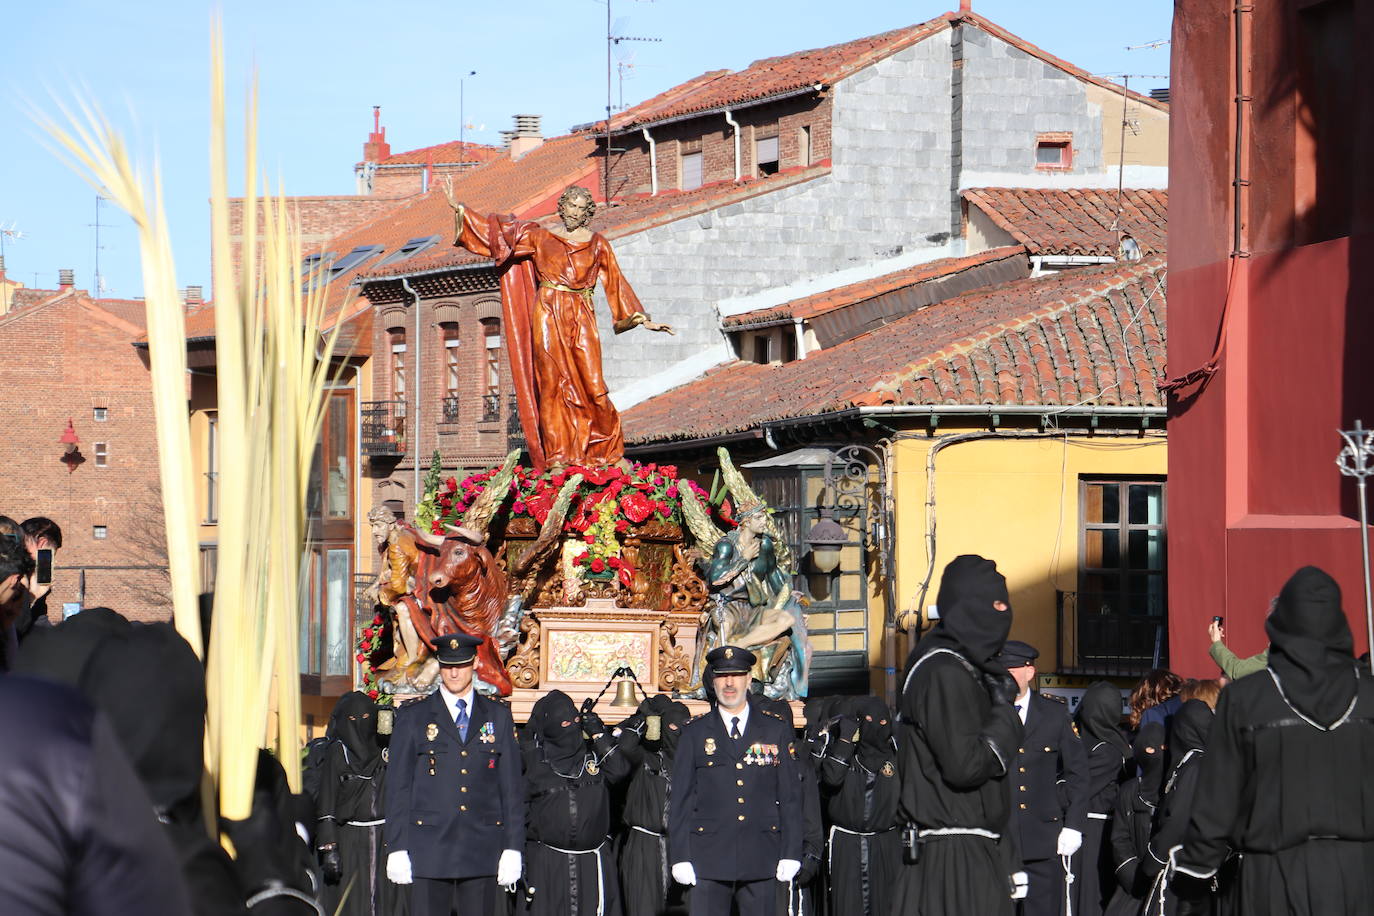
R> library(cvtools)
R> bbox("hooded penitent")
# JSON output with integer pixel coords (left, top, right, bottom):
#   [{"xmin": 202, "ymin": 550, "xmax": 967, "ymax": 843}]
[
  {"xmin": 849, "ymin": 695, "xmax": 894, "ymax": 771},
  {"xmin": 1168, "ymin": 698, "xmax": 1212, "ymax": 757},
  {"xmin": 907, "ymin": 554, "xmax": 1013, "ymax": 677},
  {"xmin": 1266, "ymin": 565, "xmax": 1358, "ymax": 728},
  {"xmin": 531, "ymin": 689, "xmax": 586, "ymax": 771},
  {"xmin": 1076, "ymin": 680, "xmax": 1131, "ymax": 762},
  {"xmin": 331, "ymin": 691, "xmax": 382, "ymax": 776},
  {"xmin": 1132, "ymin": 722, "xmax": 1167, "ymax": 806}
]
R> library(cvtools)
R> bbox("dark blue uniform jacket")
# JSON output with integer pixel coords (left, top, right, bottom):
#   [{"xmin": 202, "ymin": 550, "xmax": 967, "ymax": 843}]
[
  {"xmin": 384, "ymin": 690, "xmax": 524, "ymax": 879},
  {"xmin": 1010, "ymin": 691, "xmax": 1089, "ymax": 861},
  {"xmin": 668, "ymin": 698, "xmax": 803, "ymax": 881}
]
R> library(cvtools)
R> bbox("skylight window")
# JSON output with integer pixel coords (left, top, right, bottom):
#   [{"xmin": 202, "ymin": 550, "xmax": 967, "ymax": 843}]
[
  {"xmin": 326, "ymin": 245, "xmax": 384, "ymax": 281},
  {"xmin": 376, "ymin": 236, "xmax": 442, "ymax": 268}
]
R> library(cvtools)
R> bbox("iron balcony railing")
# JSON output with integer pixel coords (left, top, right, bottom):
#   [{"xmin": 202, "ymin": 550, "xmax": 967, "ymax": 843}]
[
  {"xmin": 1057, "ymin": 589, "xmax": 1167, "ymax": 676},
  {"xmin": 481, "ymin": 393, "xmax": 501, "ymax": 422},
  {"xmin": 506, "ymin": 393, "xmax": 525, "ymax": 452},
  {"xmin": 440, "ymin": 395, "xmax": 460, "ymax": 423},
  {"xmin": 360, "ymin": 400, "xmax": 407, "ymax": 457}
]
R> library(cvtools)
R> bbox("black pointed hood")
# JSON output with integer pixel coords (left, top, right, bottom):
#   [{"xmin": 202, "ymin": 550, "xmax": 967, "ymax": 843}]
[
  {"xmin": 1075, "ymin": 681, "xmax": 1130, "ymax": 762},
  {"xmin": 530, "ymin": 689, "xmax": 585, "ymax": 769},
  {"xmin": 1168, "ymin": 698, "xmax": 1213, "ymax": 756},
  {"xmin": 331, "ymin": 691, "xmax": 381, "ymax": 774},
  {"xmin": 906, "ymin": 555, "xmax": 1013, "ymax": 677},
  {"xmin": 1266, "ymin": 566, "xmax": 1358, "ymax": 728},
  {"xmin": 1132, "ymin": 722, "xmax": 1167, "ymax": 806}
]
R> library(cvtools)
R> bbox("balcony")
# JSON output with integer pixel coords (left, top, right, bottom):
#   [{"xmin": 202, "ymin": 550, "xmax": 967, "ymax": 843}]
[
  {"xmin": 360, "ymin": 400, "xmax": 407, "ymax": 458},
  {"xmin": 506, "ymin": 393, "xmax": 525, "ymax": 452},
  {"xmin": 1056, "ymin": 589, "xmax": 1167, "ymax": 676},
  {"xmin": 481, "ymin": 393, "xmax": 501, "ymax": 423},
  {"xmin": 439, "ymin": 395, "xmax": 460, "ymax": 424}
]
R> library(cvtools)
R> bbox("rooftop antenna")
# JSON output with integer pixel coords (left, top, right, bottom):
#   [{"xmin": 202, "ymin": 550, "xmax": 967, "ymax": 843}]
[
  {"xmin": 601, "ymin": 1, "xmax": 660, "ymax": 204},
  {"xmin": 1098, "ymin": 68, "xmax": 1169, "ymax": 249},
  {"xmin": 0, "ymin": 222, "xmax": 23, "ymax": 269},
  {"xmin": 459, "ymin": 71, "xmax": 477, "ymax": 164},
  {"xmin": 1125, "ymin": 38, "xmax": 1171, "ymax": 51},
  {"xmin": 89, "ymin": 193, "xmax": 110, "ymax": 295}
]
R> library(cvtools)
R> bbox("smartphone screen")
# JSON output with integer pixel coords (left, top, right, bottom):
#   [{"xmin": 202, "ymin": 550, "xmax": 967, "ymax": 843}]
[{"xmin": 35, "ymin": 548, "xmax": 53, "ymax": 586}]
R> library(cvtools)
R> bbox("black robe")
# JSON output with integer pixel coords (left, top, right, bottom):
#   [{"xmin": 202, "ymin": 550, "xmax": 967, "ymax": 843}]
[
  {"xmin": 819, "ymin": 701, "xmax": 901, "ymax": 916},
  {"xmin": 1074, "ymin": 683, "xmax": 1131, "ymax": 916},
  {"xmin": 317, "ymin": 743, "xmax": 405, "ymax": 916},
  {"xmin": 1142, "ymin": 700, "xmax": 1215, "ymax": 916},
  {"xmin": 1176, "ymin": 567, "xmax": 1374, "ymax": 916},
  {"xmin": 614, "ymin": 699, "xmax": 689, "ymax": 916},
  {"xmin": 893, "ymin": 556, "xmax": 1024, "ymax": 916},
  {"xmin": 1105, "ymin": 724, "xmax": 1166, "ymax": 916},
  {"xmin": 521, "ymin": 694, "xmax": 631, "ymax": 916}
]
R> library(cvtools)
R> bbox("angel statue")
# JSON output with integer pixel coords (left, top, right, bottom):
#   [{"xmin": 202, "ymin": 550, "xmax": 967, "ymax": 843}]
[{"xmin": 680, "ymin": 448, "xmax": 811, "ymax": 699}]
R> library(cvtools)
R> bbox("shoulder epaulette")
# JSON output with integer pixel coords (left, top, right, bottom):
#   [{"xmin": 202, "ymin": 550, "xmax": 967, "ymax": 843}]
[
  {"xmin": 687, "ymin": 710, "xmax": 711, "ymax": 724},
  {"xmin": 1042, "ymin": 693, "xmax": 1068, "ymax": 706},
  {"xmin": 760, "ymin": 707, "xmax": 787, "ymax": 722}
]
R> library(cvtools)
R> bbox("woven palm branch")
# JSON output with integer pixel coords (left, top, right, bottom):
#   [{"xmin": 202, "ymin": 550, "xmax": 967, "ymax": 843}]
[
  {"xmin": 460, "ymin": 450, "xmax": 520, "ymax": 538},
  {"xmin": 679, "ymin": 482, "xmax": 724, "ymax": 553},
  {"xmin": 717, "ymin": 447, "xmax": 794, "ymax": 574}
]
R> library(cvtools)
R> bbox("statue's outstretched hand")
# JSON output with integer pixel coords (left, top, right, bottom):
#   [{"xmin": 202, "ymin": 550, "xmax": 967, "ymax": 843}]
[{"xmin": 642, "ymin": 320, "xmax": 676, "ymax": 335}]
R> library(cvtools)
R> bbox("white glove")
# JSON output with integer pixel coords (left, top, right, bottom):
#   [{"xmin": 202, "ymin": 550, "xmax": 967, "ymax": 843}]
[
  {"xmin": 1057, "ymin": 827, "xmax": 1083, "ymax": 856},
  {"xmin": 1011, "ymin": 871, "xmax": 1028, "ymax": 900},
  {"xmin": 386, "ymin": 850, "xmax": 413, "ymax": 885},
  {"xmin": 497, "ymin": 849, "xmax": 522, "ymax": 890},
  {"xmin": 671, "ymin": 861, "xmax": 697, "ymax": 886},
  {"xmin": 776, "ymin": 858, "xmax": 801, "ymax": 882}
]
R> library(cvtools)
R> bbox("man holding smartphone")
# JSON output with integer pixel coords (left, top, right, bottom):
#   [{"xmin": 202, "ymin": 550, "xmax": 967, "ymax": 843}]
[
  {"xmin": 0, "ymin": 535, "xmax": 35, "ymax": 670},
  {"xmin": 18, "ymin": 517, "xmax": 62, "ymax": 639}
]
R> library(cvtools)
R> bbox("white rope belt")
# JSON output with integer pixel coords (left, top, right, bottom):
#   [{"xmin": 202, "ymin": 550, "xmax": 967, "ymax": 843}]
[
  {"xmin": 245, "ymin": 884, "xmax": 325, "ymax": 915},
  {"xmin": 345, "ymin": 818, "xmax": 386, "ymax": 827},
  {"xmin": 1062, "ymin": 854, "xmax": 1076, "ymax": 916},
  {"xmin": 630, "ymin": 825, "xmax": 664, "ymax": 838},
  {"xmin": 538, "ymin": 840, "xmax": 606, "ymax": 916},
  {"xmin": 917, "ymin": 827, "xmax": 1001, "ymax": 840},
  {"xmin": 827, "ymin": 823, "xmax": 893, "ymax": 873},
  {"xmin": 1088, "ymin": 812, "xmax": 1111, "ymax": 820}
]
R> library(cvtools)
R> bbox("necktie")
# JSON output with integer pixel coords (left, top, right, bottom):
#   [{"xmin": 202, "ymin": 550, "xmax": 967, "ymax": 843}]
[
  {"xmin": 455, "ymin": 698, "xmax": 469, "ymax": 742},
  {"xmin": 730, "ymin": 716, "xmax": 742, "ymax": 740}
]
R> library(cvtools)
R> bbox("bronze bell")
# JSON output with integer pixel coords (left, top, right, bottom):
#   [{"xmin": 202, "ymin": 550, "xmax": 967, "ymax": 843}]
[{"xmin": 610, "ymin": 677, "xmax": 639, "ymax": 708}]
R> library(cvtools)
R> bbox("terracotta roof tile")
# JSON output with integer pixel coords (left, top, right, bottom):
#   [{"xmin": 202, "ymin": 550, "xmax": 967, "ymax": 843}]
[
  {"xmin": 963, "ymin": 187, "xmax": 1167, "ymax": 257},
  {"xmin": 622, "ymin": 256, "xmax": 1166, "ymax": 443},
  {"xmin": 603, "ymin": 10, "xmax": 1163, "ymax": 134},
  {"xmin": 369, "ymin": 140, "xmax": 504, "ymax": 167},
  {"xmin": 722, "ymin": 245, "xmax": 1025, "ymax": 327}
]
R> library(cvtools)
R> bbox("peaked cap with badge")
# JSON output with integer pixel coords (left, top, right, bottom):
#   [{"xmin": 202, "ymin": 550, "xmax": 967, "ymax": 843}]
[{"xmin": 431, "ymin": 631, "xmax": 481, "ymax": 666}]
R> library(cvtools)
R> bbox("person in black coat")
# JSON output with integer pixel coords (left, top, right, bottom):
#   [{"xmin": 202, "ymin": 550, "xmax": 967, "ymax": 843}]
[
  {"xmin": 997, "ymin": 640, "xmax": 1090, "ymax": 916},
  {"xmin": 1072, "ymin": 682, "xmax": 1131, "ymax": 916},
  {"xmin": 820, "ymin": 695, "xmax": 901, "ymax": 916},
  {"xmin": 1175, "ymin": 567, "xmax": 1374, "ymax": 915},
  {"xmin": 1143, "ymin": 699, "xmax": 1215, "ymax": 916},
  {"xmin": 317, "ymin": 691, "xmax": 406, "ymax": 916},
  {"xmin": 384, "ymin": 632, "xmax": 525, "ymax": 916},
  {"xmin": 520, "ymin": 688, "xmax": 632, "ymax": 916},
  {"xmin": 669, "ymin": 645, "xmax": 804, "ymax": 915},
  {"xmin": 0, "ymin": 675, "xmax": 194, "ymax": 916},
  {"xmin": 615, "ymin": 695, "xmax": 692, "ymax": 916},
  {"xmin": 893, "ymin": 555, "xmax": 1026, "ymax": 915},
  {"xmin": 1105, "ymin": 722, "xmax": 1166, "ymax": 916}
]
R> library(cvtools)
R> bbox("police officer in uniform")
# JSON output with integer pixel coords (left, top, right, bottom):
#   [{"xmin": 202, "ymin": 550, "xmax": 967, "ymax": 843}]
[
  {"xmin": 384, "ymin": 632, "xmax": 524, "ymax": 915},
  {"xmin": 668, "ymin": 645, "xmax": 803, "ymax": 915},
  {"xmin": 997, "ymin": 640, "xmax": 1089, "ymax": 916}
]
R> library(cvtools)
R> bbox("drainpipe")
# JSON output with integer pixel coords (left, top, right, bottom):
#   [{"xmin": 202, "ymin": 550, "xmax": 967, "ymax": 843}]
[
  {"xmin": 642, "ymin": 127, "xmax": 659, "ymax": 196},
  {"xmin": 401, "ymin": 277, "xmax": 423, "ymax": 514},
  {"xmin": 723, "ymin": 109, "xmax": 742, "ymax": 181},
  {"xmin": 793, "ymin": 317, "xmax": 807, "ymax": 360}
]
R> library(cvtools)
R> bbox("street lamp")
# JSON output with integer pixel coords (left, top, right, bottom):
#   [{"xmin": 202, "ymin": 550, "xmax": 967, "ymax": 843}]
[
  {"xmin": 804, "ymin": 443, "xmax": 897, "ymax": 625},
  {"xmin": 1337, "ymin": 420, "xmax": 1374, "ymax": 674}
]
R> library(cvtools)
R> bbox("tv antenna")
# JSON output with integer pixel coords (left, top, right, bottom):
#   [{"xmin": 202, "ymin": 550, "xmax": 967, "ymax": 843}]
[
  {"xmin": 89, "ymin": 194, "xmax": 111, "ymax": 295},
  {"xmin": 601, "ymin": 2, "xmax": 660, "ymax": 203},
  {"xmin": 1126, "ymin": 38, "xmax": 1171, "ymax": 51},
  {"xmin": 0, "ymin": 222, "xmax": 23, "ymax": 269}
]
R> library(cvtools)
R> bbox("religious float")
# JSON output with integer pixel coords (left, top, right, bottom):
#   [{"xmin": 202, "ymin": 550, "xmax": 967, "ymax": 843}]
[{"xmin": 357, "ymin": 448, "xmax": 811, "ymax": 720}]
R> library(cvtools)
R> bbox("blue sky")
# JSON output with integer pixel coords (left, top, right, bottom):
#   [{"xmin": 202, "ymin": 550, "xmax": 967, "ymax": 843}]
[{"xmin": 1, "ymin": 1, "xmax": 1171, "ymax": 298}]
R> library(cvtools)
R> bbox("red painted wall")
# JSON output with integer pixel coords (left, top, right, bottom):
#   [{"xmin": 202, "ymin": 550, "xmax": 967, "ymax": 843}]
[{"xmin": 1168, "ymin": 0, "xmax": 1374, "ymax": 676}]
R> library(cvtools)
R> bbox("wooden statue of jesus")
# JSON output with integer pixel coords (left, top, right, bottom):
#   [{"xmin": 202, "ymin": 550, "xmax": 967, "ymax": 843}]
[{"xmin": 444, "ymin": 183, "xmax": 674, "ymax": 472}]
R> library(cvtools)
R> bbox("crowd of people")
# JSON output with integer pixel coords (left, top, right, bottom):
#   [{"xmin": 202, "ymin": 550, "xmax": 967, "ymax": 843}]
[{"xmin": 2, "ymin": 526, "xmax": 1373, "ymax": 915}]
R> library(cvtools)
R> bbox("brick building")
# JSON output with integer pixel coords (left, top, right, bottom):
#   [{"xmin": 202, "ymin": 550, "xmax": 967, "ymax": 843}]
[{"xmin": 0, "ymin": 277, "xmax": 168, "ymax": 622}]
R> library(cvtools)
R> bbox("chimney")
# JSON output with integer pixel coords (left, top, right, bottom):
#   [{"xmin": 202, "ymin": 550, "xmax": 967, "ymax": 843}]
[
  {"xmin": 1149, "ymin": 87, "xmax": 1171, "ymax": 103},
  {"xmin": 509, "ymin": 114, "xmax": 544, "ymax": 160},
  {"xmin": 0, "ymin": 254, "xmax": 6, "ymax": 280},
  {"xmin": 59, "ymin": 269, "xmax": 74, "ymax": 290},
  {"xmin": 499, "ymin": 129, "xmax": 515, "ymax": 150},
  {"xmin": 185, "ymin": 286, "xmax": 203, "ymax": 307},
  {"xmin": 363, "ymin": 105, "xmax": 391, "ymax": 163}
]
